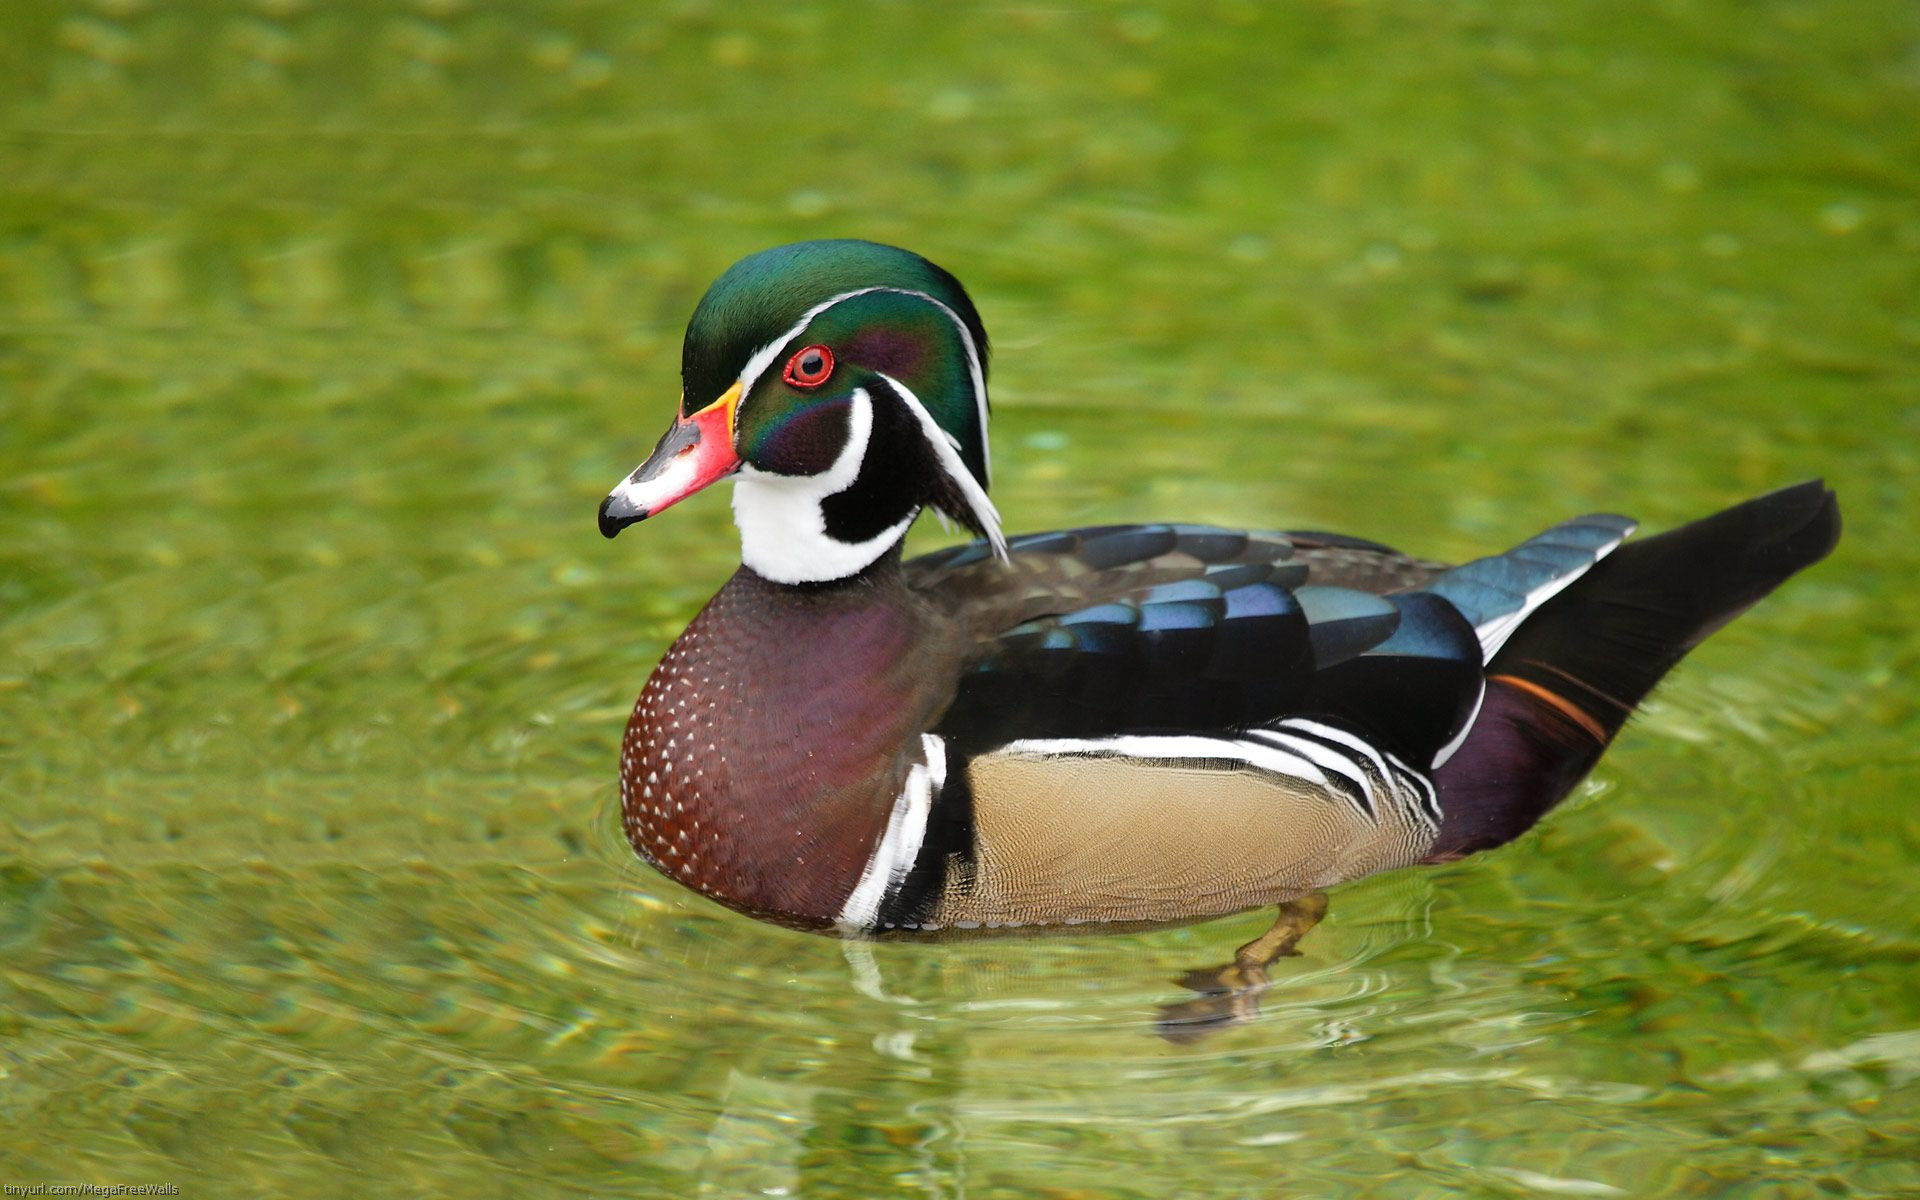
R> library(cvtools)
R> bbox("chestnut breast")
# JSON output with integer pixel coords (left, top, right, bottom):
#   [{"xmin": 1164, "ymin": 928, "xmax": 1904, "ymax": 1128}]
[{"xmin": 619, "ymin": 565, "xmax": 956, "ymax": 925}]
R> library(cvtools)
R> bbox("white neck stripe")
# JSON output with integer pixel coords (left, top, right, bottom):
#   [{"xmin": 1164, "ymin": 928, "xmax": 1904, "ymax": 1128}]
[
  {"xmin": 875, "ymin": 373, "xmax": 1007, "ymax": 562},
  {"xmin": 732, "ymin": 388, "xmax": 917, "ymax": 584},
  {"xmin": 837, "ymin": 732, "xmax": 945, "ymax": 931}
]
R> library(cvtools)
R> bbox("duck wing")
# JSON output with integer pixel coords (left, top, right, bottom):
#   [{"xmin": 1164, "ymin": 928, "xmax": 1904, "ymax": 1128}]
[
  {"xmin": 907, "ymin": 522, "xmax": 1442, "ymax": 630},
  {"xmin": 907, "ymin": 523, "xmax": 1484, "ymax": 767},
  {"xmin": 876, "ymin": 517, "xmax": 1637, "ymax": 932}
]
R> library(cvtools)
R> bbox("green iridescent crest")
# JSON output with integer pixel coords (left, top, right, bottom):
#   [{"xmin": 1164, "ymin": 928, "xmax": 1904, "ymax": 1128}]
[
  {"xmin": 736, "ymin": 289, "xmax": 987, "ymax": 481},
  {"xmin": 682, "ymin": 240, "xmax": 991, "ymax": 486}
]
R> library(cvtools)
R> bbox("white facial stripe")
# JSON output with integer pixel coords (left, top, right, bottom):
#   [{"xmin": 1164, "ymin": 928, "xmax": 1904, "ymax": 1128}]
[
  {"xmin": 908, "ymin": 291, "xmax": 992, "ymax": 487},
  {"xmin": 836, "ymin": 733, "xmax": 944, "ymax": 932},
  {"xmin": 724, "ymin": 284, "xmax": 1000, "ymax": 581},
  {"xmin": 734, "ymin": 288, "xmax": 883, "ymax": 401},
  {"xmin": 732, "ymin": 388, "xmax": 917, "ymax": 584},
  {"xmin": 732, "ymin": 285, "xmax": 991, "ymax": 483},
  {"xmin": 875, "ymin": 372, "xmax": 1007, "ymax": 562}
]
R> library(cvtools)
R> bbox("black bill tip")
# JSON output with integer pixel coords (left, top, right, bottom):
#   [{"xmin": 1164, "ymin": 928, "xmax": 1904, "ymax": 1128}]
[{"xmin": 598, "ymin": 494, "xmax": 646, "ymax": 539}]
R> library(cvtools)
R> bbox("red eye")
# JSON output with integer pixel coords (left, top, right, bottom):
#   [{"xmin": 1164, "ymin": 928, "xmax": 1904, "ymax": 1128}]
[{"xmin": 782, "ymin": 344, "xmax": 835, "ymax": 389}]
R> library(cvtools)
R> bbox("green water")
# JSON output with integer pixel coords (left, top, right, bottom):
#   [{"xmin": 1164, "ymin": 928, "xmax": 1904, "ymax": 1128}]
[{"xmin": 4, "ymin": 2, "xmax": 1918, "ymax": 1196}]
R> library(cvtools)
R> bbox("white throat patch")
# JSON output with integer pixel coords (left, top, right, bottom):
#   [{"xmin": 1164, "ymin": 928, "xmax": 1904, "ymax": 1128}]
[
  {"xmin": 732, "ymin": 388, "xmax": 918, "ymax": 584},
  {"xmin": 727, "ymin": 287, "xmax": 1009, "ymax": 583}
]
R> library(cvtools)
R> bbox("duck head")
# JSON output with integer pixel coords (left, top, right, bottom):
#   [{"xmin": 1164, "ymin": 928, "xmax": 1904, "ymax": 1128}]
[{"xmin": 599, "ymin": 240, "xmax": 1007, "ymax": 584}]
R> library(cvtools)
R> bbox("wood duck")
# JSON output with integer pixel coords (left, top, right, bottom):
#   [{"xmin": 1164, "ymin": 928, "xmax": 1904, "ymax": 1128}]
[{"xmin": 597, "ymin": 239, "xmax": 1840, "ymax": 1004}]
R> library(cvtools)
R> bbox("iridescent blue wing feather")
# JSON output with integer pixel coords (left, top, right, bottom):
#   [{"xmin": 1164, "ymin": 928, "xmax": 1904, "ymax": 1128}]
[{"xmin": 927, "ymin": 528, "xmax": 1486, "ymax": 764}]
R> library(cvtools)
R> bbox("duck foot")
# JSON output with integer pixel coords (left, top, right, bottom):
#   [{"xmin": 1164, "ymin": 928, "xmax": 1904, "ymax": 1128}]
[{"xmin": 1155, "ymin": 892, "xmax": 1329, "ymax": 1043}]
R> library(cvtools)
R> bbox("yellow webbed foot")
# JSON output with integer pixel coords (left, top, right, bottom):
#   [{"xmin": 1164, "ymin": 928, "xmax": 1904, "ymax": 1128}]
[{"xmin": 1155, "ymin": 893, "xmax": 1328, "ymax": 1043}]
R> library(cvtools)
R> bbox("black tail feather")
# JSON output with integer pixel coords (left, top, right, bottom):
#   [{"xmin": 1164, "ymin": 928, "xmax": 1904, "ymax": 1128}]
[{"xmin": 1427, "ymin": 480, "xmax": 1841, "ymax": 860}]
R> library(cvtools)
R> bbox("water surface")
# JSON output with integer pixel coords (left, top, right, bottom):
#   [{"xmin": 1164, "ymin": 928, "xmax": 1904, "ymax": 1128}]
[{"xmin": 4, "ymin": 3, "xmax": 1919, "ymax": 1196}]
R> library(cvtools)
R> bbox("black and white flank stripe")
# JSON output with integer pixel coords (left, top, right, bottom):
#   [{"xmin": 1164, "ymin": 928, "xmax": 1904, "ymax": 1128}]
[
  {"xmin": 997, "ymin": 718, "xmax": 1440, "ymax": 835},
  {"xmin": 837, "ymin": 733, "xmax": 946, "ymax": 932}
]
